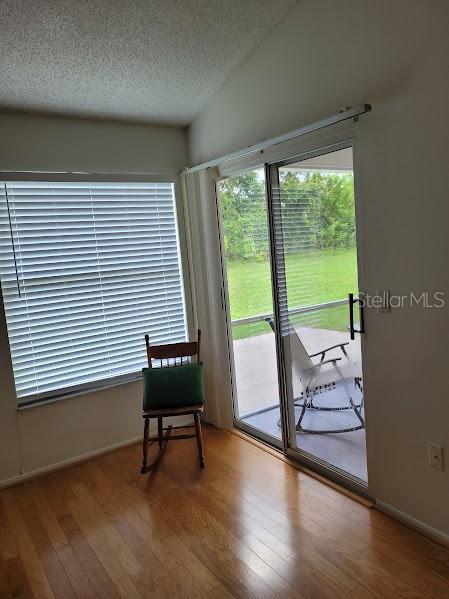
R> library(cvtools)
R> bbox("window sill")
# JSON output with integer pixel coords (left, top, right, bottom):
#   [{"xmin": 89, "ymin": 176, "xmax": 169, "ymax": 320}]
[{"xmin": 17, "ymin": 372, "xmax": 143, "ymax": 411}]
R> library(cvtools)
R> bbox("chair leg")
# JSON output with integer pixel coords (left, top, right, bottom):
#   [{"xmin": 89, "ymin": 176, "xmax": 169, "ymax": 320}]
[
  {"xmin": 158, "ymin": 416, "xmax": 163, "ymax": 449},
  {"xmin": 141, "ymin": 418, "xmax": 150, "ymax": 473},
  {"xmin": 194, "ymin": 413, "xmax": 205, "ymax": 468},
  {"xmin": 296, "ymin": 388, "xmax": 312, "ymax": 431}
]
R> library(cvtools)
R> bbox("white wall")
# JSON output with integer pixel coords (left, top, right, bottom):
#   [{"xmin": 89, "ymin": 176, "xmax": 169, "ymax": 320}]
[
  {"xmin": 188, "ymin": 0, "xmax": 449, "ymax": 537},
  {"xmin": 0, "ymin": 112, "xmax": 188, "ymax": 484}
]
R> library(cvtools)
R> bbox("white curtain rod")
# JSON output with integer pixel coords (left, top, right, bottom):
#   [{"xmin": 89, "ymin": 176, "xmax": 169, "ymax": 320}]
[{"xmin": 180, "ymin": 104, "xmax": 371, "ymax": 176}]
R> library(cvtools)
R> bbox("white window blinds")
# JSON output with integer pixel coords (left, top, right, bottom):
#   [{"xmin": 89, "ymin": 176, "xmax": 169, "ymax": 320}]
[{"xmin": 0, "ymin": 181, "xmax": 187, "ymax": 405}]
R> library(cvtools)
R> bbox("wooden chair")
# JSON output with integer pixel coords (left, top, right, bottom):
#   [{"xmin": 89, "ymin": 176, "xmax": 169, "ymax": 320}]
[{"xmin": 141, "ymin": 330, "xmax": 205, "ymax": 473}]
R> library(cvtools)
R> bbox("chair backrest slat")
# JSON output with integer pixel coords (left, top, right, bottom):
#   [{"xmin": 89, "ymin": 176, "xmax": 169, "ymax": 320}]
[{"xmin": 145, "ymin": 330, "xmax": 201, "ymax": 368}]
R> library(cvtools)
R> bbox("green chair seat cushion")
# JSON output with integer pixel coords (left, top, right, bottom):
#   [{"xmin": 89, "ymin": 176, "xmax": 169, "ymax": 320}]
[{"xmin": 142, "ymin": 362, "xmax": 204, "ymax": 410}]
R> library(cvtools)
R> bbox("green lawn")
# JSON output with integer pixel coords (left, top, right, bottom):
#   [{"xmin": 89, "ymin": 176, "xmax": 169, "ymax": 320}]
[{"xmin": 227, "ymin": 248, "xmax": 358, "ymax": 339}]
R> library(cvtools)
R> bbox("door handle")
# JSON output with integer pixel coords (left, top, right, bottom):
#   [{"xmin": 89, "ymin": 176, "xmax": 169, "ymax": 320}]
[{"xmin": 349, "ymin": 293, "xmax": 365, "ymax": 340}]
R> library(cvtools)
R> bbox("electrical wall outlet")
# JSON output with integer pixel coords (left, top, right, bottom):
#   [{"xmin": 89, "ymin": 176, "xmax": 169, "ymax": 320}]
[{"xmin": 427, "ymin": 443, "xmax": 444, "ymax": 470}]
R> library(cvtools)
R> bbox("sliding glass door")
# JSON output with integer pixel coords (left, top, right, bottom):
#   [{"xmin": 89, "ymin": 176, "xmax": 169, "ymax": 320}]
[
  {"xmin": 269, "ymin": 145, "xmax": 367, "ymax": 483},
  {"xmin": 217, "ymin": 144, "xmax": 367, "ymax": 487}
]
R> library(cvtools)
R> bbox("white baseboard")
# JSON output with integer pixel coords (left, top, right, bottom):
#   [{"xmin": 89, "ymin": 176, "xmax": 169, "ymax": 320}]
[
  {"xmin": 376, "ymin": 500, "xmax": 449, "ymax": 548},
  {"xmin": 1, "ymin": 414, "xmax": 194, "ymax": 489},
  {"xmin": 0, "ymin": 435, "xmax": 143, "ymax": 489}
]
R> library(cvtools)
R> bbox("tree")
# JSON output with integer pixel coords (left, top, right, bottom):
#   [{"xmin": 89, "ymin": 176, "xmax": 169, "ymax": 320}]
[
  {"xmin": 219, "ymin": 171, "xmax": 268, "ymax": 261},
  {"xmin": 219, "ymin": 170, "xmax": 356, "ymax": 262},
  {"xmin": 279, "ymin": 171, "xmax": 356, "ymax": 252}
]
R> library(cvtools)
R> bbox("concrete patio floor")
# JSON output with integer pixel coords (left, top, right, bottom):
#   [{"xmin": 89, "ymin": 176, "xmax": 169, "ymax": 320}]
[{"xmin": 233, "ymin": 327, "xmax": 367, "ymax": 481}]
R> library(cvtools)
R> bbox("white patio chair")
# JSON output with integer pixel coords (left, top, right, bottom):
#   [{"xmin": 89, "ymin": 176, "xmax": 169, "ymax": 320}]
[{"xmin": 265, "ymin": 317, "xmax": 364, "ymax": 434}]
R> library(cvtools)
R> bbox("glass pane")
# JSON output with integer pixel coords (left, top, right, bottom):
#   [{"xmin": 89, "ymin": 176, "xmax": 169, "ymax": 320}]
[
  {"xmin": 0, "ymin": 181, "xmax": 186, "ymax": 403},
  {"xmin": 276, "ymin": 147, "xmax": 367, "ymax": 482},
  {"xmin": 218, "ymin": 169, "xmax": 281, "ymax": 441}
]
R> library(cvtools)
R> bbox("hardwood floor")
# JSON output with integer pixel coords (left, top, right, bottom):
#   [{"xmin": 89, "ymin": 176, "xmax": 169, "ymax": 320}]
[{"xmin": 1, "ymin": 426, "xmax": 449, "ymax": 598}]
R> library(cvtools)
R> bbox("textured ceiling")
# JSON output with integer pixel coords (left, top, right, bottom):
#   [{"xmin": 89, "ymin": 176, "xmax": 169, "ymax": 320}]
[{"xmin": 0, "ymin": 0, "xmax": 297, "ymax": 126}]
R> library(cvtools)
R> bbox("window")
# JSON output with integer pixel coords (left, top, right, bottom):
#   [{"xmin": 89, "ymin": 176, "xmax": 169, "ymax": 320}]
[{"xmin": 0, "ymin": 181, "xmax": 187, "ymax": 405}]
